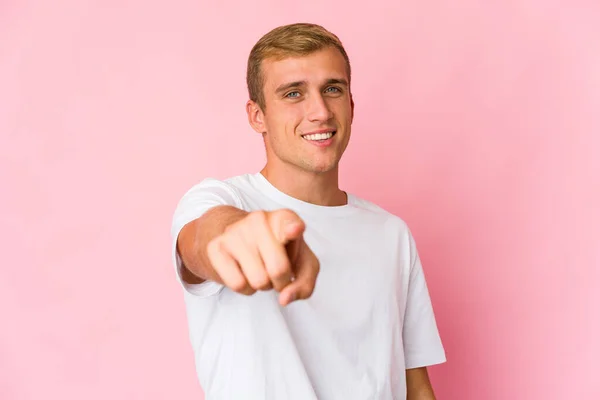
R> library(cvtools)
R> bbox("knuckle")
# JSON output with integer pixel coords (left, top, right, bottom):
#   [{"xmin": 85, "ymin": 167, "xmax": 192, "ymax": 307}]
[
  {"xmin": 248, "ymin": 210, "xmax": 268, "ymax": 225},
  {"xmin": 223, "ymin": 219, "xmax": 239, "ymax": 234},
  {"xmin": 289, "ymin": 211, "xmax": 305, "ymax": 226},
  {"xmin": 223, "ymin": 224, "xmax": 241, "ymax": 240},
  {"xmin": 250, "ymin": 276, "xmax": 272, "ymax": 290},
  {"xmin": 229, "ymin": 279, "xmax": 249, "ymax": 293},
  {"xmin": 206, "ymin": 238, "xmax": 221, "ymax": 260},
  {"xmin": 206, "ymin": 237, "xmax": 220, "ymax": 252},
  {"xmin": 279, "ymin": 208, "xmax": 299, "ymax": 219},
  {"xmin": 273, "ymin": 208, "xmax": 301, "ymax": 225},
  {"xmin": 240, "ymin": 287, "xmax": 256, "ymax": 296},
  {"xmin": 269, "ymin": 259, "xmax": 292, "ymax": 278}
]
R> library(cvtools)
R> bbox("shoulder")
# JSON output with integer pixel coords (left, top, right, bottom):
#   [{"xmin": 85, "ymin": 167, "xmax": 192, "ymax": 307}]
[
  {"xmin": 349, "ymin": 194, "xmax": 425, "ymax": 270},
  {"xmin": 173, "ymin": 174, "xmax": 252, "ymax": 212},
  {"xmin": 182, "ymin": 173, "xmax": 252, "ymax": 198},
  {"xmin": 348, "ymin": 193, "xmax": 418, "ymax": 253},
  {"xmin": 350, "ymin": 193, "xmax": 409, "ymax": 228}
]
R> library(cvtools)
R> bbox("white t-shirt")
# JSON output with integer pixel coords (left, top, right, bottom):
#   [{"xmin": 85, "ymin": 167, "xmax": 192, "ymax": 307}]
[{"xmin": 170, "ymin": 172, "xmax": 446, "ymax": 400}]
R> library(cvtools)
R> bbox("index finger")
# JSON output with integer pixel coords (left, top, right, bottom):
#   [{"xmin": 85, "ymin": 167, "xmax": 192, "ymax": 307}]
[{"xmin": 278, "ymin": 241, "xmax": 320, "ymax": 306}]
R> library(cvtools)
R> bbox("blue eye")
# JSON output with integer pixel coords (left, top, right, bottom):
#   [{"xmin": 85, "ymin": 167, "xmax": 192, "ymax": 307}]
[
  {"xmin": 286, "ymin": 91, "xmax": 300, "ymax": 98},
  {"xmin": 325, "ymin": 86, "xmax": 341, "ymax": 93}
]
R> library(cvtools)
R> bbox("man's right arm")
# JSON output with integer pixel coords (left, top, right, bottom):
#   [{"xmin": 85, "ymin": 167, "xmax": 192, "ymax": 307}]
[
  {"xmin": 174, "ymin": 202, "xmax": 319, "ymax": 306},
  {"xmin": 177, "ymin": 205, "xmax": 248, "ymax": 285}
]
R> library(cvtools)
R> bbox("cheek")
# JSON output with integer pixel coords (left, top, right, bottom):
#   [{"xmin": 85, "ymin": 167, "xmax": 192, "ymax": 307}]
[
  {"xmin": 264, "ymin": 104, "xmax": 304, "ymax": 139},
  {"xmin": 335, "ymin": 102, "xmax": 353, "ymax": 120},
  {"xmin": 281, "ymin": 105, "xmax": 302, "ymax": 120},
  {"xmin": 277, "ymin": 109, "xmax": 302, "ymax": 132}
]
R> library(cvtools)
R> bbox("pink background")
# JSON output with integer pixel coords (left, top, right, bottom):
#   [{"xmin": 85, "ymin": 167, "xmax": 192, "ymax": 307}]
[{"xmin": 1, "ymin": 1, "xmax": 599, "ymax": 399}]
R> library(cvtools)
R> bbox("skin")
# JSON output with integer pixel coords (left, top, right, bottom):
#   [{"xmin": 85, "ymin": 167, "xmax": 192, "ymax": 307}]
[
  {"xmin": 406, "ymin": 367, "xmax": 437, "ymax": 399},
  {"xmin": 246, "ymin": 47, "xmax": 353, "ymax": 207},
  {"xmin": 178, "ymin": 45, "xmax": 437, "ymax": 398}
]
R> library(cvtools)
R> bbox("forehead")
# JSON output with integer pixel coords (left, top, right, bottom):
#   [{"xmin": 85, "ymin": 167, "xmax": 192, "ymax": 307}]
[{"xmin": 261, "ymin": 47, "xmax": 348, "ymax": 89}]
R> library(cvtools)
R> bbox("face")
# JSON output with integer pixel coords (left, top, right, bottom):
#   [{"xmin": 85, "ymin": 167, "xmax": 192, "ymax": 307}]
[{"xmin": 247, "ymin": 47, "xmax": 354, "ymax": 174}]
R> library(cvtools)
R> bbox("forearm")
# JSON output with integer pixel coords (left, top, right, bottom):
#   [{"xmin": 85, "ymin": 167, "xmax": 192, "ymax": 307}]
[
  {"xmin": 177, "ymin": 205, "xmax": 248, "ymax": 284},
  {"xmin": 407, "ymin": 387, "xmax": 435, "ymax": 400},
  {"xmin": 406, "ymin": 367, "xmax": 436, "ymax": 400}
]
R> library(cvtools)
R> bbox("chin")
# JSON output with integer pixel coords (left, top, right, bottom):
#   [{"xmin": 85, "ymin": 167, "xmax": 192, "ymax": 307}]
[
  {"xmin": 306, "ymin": 161, "xmax": 338, "ymax": 174},
  {"xmin": 287, "ymin": 154, "xmax": 340, "ymax": 174}
]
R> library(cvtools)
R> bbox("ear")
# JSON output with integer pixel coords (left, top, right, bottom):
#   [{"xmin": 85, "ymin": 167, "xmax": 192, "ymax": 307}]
[
  {"xmin": 350, "ymin": 93, "xmax": 355, "ymax": 123},
  {"xmin": 246, "ymin": 100, "xmax": 266, "ymax": 134}
]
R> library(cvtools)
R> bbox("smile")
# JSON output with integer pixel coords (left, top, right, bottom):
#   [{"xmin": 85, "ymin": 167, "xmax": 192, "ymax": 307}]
[{"xmin": 302, "ymin": 131, "xmax": 337, "ymax": 141}]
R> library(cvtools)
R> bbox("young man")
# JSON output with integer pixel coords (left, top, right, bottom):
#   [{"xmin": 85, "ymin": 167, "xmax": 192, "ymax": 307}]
[{"xmin": 171, "ymin": 23, "xmax": 446, "ymax": 399}]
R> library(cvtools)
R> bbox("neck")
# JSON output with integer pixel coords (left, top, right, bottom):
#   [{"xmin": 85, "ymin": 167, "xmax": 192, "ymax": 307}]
[{"xmin": 260, "ymin": 161, "xmax": 347, "ymax": 207}]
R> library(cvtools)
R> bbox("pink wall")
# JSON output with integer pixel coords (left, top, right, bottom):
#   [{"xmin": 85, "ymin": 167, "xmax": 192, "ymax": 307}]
[{"xmin": 1, "ymin": 1, "xmax": 598, "ymax": 399}]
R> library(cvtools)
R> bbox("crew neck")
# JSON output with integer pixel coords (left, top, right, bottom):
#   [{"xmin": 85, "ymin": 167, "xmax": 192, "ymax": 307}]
[{"xmin": 249, "ymin": 172, "xmax": 358, "ymax": 218}]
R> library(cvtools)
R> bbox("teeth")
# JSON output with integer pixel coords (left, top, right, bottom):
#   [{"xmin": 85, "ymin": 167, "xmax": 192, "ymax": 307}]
[{"xmin": 303, "ymin": 132, "xmax": 334, "ymax": 141}]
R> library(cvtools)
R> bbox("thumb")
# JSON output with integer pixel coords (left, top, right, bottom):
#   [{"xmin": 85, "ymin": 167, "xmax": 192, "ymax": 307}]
[{"xmin": 268, "ymin": 210, "xmax": 305, "ymax": 244}]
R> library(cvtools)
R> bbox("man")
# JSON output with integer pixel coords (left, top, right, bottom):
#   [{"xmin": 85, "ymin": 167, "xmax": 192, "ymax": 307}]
[{"xmin": 171, "ymin": 23, "xmax": 446, "ymax": 399}]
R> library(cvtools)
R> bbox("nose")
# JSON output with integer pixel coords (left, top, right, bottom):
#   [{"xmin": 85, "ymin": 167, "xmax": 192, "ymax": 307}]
[{"xmin": 306, "ymin": 92, "xmax": 333, "ymax": 123}]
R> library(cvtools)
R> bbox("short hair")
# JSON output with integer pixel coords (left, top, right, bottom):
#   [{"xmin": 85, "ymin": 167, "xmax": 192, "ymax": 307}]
[{"xmin": 246, "ymin": 23, "xmax": 351, "ymax": 111}]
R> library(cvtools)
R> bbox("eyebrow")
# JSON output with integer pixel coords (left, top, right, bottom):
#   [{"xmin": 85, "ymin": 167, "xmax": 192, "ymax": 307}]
[
  {"xmin": 275, "ymin": 81, "xmax": 306, "ymax": 95},
  {"xmin": 274, "ymin": 78, "xmax": 349, "ymax": 94},
  {"xmin": 324, "ymin": 78, "xmax": 349, "ymax": 87}
]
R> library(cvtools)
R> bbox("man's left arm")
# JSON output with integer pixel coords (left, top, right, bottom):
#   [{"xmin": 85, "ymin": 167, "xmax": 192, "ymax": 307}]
[
  {"xmin": 402, "ymin": 228, "xmax": 446, "ymax": 397},
  {"xmin": 406, "ymin": 367, "xmax": 436, "ymax": 399}
]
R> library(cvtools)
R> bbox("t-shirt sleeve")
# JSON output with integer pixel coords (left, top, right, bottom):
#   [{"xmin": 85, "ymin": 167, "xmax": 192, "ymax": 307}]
[
  {"xmin": 170, "ymin": 178, "xmax": 243, "ymax": 297},
  {"xmin": 402, "ymin": 229, "xmax": 447, "ymax": 369}
]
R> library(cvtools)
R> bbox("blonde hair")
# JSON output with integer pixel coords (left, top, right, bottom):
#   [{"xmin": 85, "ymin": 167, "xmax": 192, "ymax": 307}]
[{"xmin": 246, "ymin": 23, "xmax": 351, "ymax": 111}]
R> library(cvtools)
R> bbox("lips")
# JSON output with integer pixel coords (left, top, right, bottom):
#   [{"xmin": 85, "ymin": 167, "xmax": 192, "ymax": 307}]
[
  {"xmin": 301, "ymin": 129, "xmax": 337, "ymax": 141},
  {"xmin": 300, "ymin": 130, "xmax": 337, "ymax": 148},
  {"xmin": 302, "ymin": 131, "xmax": 336, "ymax": 141}
]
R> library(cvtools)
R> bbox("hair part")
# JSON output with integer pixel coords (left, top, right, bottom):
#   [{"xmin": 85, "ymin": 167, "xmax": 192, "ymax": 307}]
[{"xmin": 246, "ymin": 23, "xmax": 351, "ymax": 112}]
